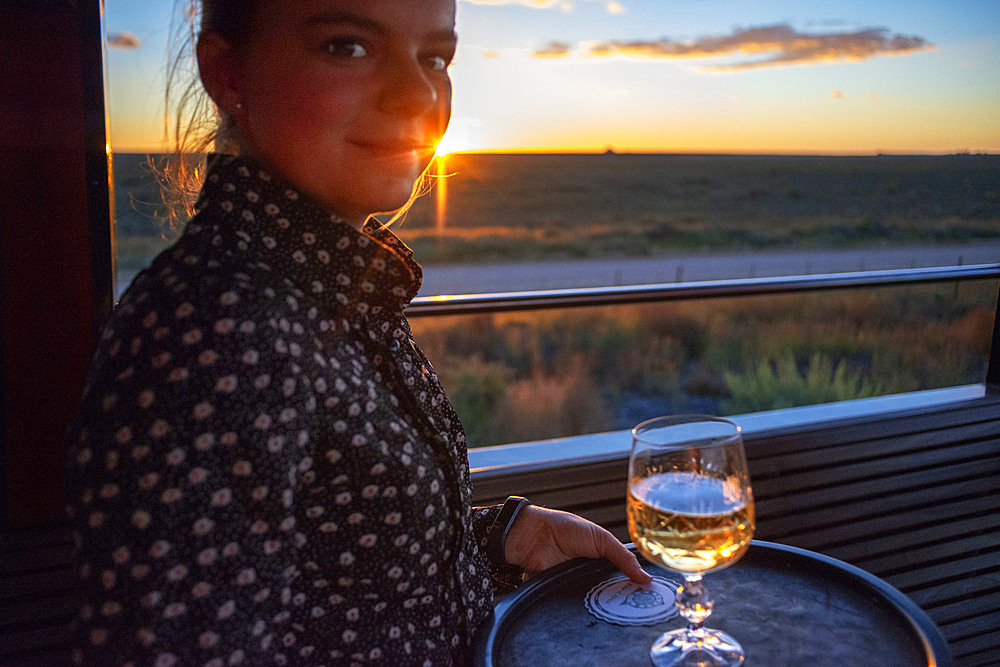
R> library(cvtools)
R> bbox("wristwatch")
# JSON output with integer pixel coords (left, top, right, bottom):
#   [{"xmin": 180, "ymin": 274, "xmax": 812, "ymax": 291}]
[{"xmin": 486, "ymin": 495, "xmax": 531, "ymax": 565}]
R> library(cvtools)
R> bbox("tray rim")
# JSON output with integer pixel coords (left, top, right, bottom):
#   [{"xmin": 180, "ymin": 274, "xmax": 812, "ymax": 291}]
[{"xmin": 473, "ymin": 539, "xmax": 951, "ymax": 667}]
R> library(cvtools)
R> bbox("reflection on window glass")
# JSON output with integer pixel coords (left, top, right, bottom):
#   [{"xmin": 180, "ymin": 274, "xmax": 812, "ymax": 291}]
[{"xmin": 409, "ymin": 280, "xmax": 995, "ymax": 447}]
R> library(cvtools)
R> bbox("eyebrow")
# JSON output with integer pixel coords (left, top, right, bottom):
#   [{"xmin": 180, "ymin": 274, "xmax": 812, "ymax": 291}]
[{"xmin": 304, "ymin": 11, "xmax": 458, "ymax": 44}]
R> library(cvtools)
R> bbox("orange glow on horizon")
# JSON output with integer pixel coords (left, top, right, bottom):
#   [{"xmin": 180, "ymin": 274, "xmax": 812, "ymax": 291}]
[{"xmin": 109, "ymin": 142, "xmax": 995, "ymax": 157}]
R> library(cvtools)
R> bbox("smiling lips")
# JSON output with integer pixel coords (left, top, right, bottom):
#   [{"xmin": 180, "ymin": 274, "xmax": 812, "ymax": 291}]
[{"xmin": 351, "ymin": 138, "xmax": 436, "ymax": 158}]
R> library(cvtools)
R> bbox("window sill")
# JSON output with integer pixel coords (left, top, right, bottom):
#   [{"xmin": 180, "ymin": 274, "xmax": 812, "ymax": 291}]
[{"xmin": 469, "ymin": 384, "xmax": 987, "ymax": 477}]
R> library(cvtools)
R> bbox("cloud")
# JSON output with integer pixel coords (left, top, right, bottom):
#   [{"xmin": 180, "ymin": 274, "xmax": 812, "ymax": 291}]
[
  {"xmin": 831, "ymin": 90, "xmax": 844, "ymax": 99},
  {"xmin": 584, "ymin": 23, "xmax": 934, "ymax": 70},
  {"xmin": 461, "ymin": 0, "xmax": 623, "ymax": 10},
  {"xmin": 107, "ymin": 32, "xmax": 141, "ymax": 49},
  {"xmin": 533, "ymin": 41, "xmax": 573, "ymax": 57},
  {"xmin": 461, "ymin": 0, "xmax": 564, "ymax": 6}
]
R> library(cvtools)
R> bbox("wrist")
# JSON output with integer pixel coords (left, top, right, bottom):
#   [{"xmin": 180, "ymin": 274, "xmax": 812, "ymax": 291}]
[{"xmin": 486, "ymin": 496, "xmax": 531, "ymax": 566}]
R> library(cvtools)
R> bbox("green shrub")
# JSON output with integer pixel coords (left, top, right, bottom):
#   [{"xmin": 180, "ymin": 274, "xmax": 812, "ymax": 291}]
[
  {"xmin": 723, "ymin": 353, "xmax": 885, "ymax": 413},
  {"xmin": 411, "ymin": 282, "xmax": 993, "ymax": 446},
  {"xmin": 438, "ymin": 356, "xmax": 513, "ymax": 446}
]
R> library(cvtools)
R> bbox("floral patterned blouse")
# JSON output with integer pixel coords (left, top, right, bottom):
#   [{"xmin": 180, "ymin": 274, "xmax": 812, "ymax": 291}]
[{"xmin": 66, "ymin": 155, "xmax": 511, "ymax": 666}]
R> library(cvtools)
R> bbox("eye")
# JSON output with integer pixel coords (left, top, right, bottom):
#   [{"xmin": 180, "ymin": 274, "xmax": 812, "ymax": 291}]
[
  {"xmin": 326, "ymin": 39, "xmax": 368, "ymax": 59},
  {"xmin": 424, "ymin": 54, "xmax": 452, "ymax": 72}
]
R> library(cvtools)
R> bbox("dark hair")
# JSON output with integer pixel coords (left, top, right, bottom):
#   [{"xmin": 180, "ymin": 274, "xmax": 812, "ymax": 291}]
[
  {"xmin": 200, "ymin": 0, "xmax": 259, "ymax": 44},
  {"xmin": 156, "ymin": 0, "xmax": 436, "ymax": 230}
]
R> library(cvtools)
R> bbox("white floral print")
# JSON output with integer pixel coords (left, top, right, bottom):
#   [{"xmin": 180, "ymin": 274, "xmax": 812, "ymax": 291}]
[{"xmin": 66, "ymin": 155, "xmax": 514, "ymax": 666}]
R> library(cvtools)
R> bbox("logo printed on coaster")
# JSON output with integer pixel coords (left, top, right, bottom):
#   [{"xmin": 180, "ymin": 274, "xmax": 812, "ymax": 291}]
[{"xmin": 584, "ymin": 574, "xmax": 681, "ymax": 626}]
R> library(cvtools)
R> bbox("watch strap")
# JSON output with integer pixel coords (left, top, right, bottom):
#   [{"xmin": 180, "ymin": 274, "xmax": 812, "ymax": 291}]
[{"xmin": 486, "ymin": 495, "xmax": 531, "ymax": 566}]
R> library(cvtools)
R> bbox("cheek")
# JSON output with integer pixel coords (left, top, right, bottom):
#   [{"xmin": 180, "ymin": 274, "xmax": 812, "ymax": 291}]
[
  {"xmin": 309, "ymin": 87, "xmax": 357, "ymax": 123},
  {"xmin": 265, "ymin": 74, "xmax": 354, "ymax": 134}
]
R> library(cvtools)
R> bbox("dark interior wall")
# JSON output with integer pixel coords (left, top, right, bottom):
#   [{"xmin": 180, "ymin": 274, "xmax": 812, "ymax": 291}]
[{"xmin": 0, "ymin": 0, "xmax": 113, "ymax": 527}]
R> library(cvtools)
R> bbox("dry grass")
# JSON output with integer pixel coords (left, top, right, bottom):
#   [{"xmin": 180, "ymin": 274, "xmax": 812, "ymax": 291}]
[
  {"xmin": 115, "ymin": 152, "xmax": 1000, "ymax": 266},
  {"xmin": 411, "ymin": 280, "xmax": 995, "ymax": 446}
]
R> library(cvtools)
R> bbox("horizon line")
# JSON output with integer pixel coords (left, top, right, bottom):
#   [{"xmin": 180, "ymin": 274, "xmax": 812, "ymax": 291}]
[{"xmin": 111, "ymin": 148, "xmax": 999, "ymax": 157}]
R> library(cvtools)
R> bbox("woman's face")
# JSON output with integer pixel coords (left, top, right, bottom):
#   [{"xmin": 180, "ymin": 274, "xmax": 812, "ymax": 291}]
[{"xmin": 229, "ymin": 0, "xmax": 456, "ymax": 224}]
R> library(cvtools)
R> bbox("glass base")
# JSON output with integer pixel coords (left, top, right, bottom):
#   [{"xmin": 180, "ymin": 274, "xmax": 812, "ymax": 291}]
[{"xmin": 650, "ymin": 626, "xmax": 745, "ymax": 667}]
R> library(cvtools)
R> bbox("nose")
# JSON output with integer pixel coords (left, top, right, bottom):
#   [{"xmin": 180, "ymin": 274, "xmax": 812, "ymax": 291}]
[{"xmin": 379, "ymin": 55, "xmax": 446, "ymax": 121}]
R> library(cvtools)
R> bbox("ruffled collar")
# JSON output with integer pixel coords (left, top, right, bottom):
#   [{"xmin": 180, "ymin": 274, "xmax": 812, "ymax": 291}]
[{"xmin": 188, "ymin": 154, "xmax": 423, "ymax": 321}]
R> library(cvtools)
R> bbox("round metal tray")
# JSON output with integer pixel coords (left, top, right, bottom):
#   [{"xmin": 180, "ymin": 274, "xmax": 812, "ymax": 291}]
[{"xmin": 474, "ymin": 540, "xmax": 950, "ymax": 666}]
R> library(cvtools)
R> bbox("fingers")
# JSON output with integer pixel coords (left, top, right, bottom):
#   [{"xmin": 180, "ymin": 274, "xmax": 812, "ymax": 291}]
[
  {"xmin": 594, "ymin": 526, "xmax": 653, "ymax": 584},
  {"xmin": 624, "ymin": 551, "xmax": 654, "ymax": 585},
  {"xmin": 511, "ymin": 506, "xmax": 653, "ymax": 584}
]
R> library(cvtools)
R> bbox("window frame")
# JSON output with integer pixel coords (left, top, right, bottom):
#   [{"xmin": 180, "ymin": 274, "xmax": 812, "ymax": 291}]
[{"xmin": 93, "ymin": 0, "xmax": 1000, "ymax": 453}]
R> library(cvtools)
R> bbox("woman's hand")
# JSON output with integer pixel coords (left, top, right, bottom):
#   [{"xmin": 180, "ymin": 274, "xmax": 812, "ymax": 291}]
[{"xmin": 504, "ymin": 504, "xmax": 653, "ymax": 584}]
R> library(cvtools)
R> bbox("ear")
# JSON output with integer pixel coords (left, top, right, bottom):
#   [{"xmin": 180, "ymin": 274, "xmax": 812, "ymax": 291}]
[{"xmin": 196, "ymin": 31, "xmax": 243, "ymax": 115}]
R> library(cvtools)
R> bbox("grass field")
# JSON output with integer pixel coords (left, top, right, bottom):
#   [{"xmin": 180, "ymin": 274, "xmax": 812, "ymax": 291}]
[
  {"xmin": 110, "ymin": 152, "xmax": 999, "ymax": 446},
  {"xmin": 409, "ymin": 280, "xmax": 996, "ymax": 446},
  {"xmin": 113, "ymin": 152, "xmax": 1000, "ymax": 268},
  {"xmin": 402, "ymin": 152, "xmax": 1000, "ymax": 262}
]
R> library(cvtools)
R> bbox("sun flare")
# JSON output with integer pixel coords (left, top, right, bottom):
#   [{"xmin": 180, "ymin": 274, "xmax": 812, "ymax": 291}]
[
  {"xmin": 434, "ymin": 117, "xmax": 482, "ymax": 156},
  {"xmin": 434, "ymin": 135, "xmax": 466, "ymax": 157}
]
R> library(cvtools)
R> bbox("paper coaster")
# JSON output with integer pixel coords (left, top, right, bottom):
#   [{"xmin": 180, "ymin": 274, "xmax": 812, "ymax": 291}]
[{"xmin": 584, "ymin": 574, "xmax": 681, "ymax": 626}]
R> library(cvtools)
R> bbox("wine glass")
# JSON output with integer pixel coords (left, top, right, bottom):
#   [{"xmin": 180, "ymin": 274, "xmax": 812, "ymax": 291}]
[{"xmin": 627, "ymin": 415, "xmax": 755, "ymax": 667}]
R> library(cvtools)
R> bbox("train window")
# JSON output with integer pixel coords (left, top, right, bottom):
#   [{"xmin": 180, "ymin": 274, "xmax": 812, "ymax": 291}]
[{"xmin": 103, "ymin": 1, "xmax": 998, "ymax": 446}]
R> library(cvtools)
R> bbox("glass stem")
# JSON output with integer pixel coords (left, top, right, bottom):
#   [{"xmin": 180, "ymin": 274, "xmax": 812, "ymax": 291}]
[{"xmin": 677, "ymin": 574, "xmax": 714, "ymax": 632}]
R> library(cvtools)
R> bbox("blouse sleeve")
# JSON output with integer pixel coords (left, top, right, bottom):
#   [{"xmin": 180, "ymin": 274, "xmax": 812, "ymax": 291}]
[
  {"xmin": 66, "ymin": 284, "xmax": 331, "ymax": 663},
  {"xmin": 471, "ymin": 505, "xmax": 526, "ymax": 594}
]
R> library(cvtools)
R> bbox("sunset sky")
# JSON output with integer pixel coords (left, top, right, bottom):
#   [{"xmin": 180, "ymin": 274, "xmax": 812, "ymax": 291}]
[{"xmin": 105, "ymin": 0, "xmax": 1000, "ymax": 155}]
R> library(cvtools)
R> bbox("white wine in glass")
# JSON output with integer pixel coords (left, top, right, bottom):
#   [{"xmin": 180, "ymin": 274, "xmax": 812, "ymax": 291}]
[{"xmin": 627, "ymin": 415, "xmax": 755, "ymax": 667}]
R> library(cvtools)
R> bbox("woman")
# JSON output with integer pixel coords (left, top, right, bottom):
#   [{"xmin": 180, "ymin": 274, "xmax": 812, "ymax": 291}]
[{"xmin": 66, "ymin": 1, "xmax": 649, "ymax": 664}]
